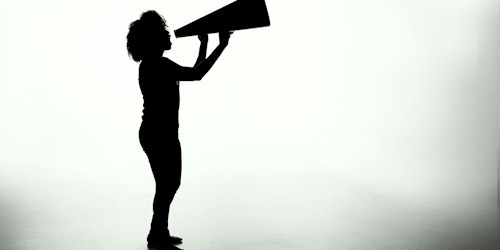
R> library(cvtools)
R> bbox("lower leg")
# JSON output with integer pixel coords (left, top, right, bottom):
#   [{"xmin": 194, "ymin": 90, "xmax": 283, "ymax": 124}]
[{"xmin": 148, "ymin": 189, "xmax": 182, "ymax": 246}]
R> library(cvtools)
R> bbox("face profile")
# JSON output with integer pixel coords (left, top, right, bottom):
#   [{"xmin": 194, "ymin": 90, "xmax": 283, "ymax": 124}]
[{"xmin": 162, "ymin": 29, "xmax": 172, "ymax": 51}]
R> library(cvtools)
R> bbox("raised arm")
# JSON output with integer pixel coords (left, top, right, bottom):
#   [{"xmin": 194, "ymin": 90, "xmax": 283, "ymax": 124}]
[
  {"xmin": 194, "ymin": 34, "xmax": 208, "ymax": 67},
  {"xmin": 169, "ymin": 31, "xmax": 232, "ymax": 81}
]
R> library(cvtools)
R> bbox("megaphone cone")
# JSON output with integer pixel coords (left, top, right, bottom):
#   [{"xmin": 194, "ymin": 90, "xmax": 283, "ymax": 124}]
[{"xmin": 174, "ymin": 0, "xmax": 270, "ymax": 38}]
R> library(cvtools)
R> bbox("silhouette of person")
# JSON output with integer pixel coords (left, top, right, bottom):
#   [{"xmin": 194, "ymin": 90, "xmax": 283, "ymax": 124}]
[{"xmin": 126, "ymin": 10, "xmax": 231, "ymax": 250}]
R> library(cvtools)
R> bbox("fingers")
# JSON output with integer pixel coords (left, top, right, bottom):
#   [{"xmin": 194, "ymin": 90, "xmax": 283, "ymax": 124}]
[
  {"xmin": 198, "ymin": 34, "xmax": 208, "ymax": 42},
  {"xmin": 219, "ymin": 30, "xmax": 232, "ymax": 36},
  {"xmin": 219, "ymin": 31, "xmax": 232, "ymax": 40}
]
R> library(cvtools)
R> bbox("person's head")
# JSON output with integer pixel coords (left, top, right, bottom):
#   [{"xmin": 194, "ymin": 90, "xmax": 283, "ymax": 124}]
[{"xmin": 127, "ymin": 10, "xmax": 172, "ymax": 62}]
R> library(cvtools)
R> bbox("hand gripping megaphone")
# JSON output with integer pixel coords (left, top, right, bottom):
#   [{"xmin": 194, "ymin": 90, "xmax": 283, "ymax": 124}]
[{"xmin": 174, "ymin": 0, "xmax": 271, "ymax": 38}]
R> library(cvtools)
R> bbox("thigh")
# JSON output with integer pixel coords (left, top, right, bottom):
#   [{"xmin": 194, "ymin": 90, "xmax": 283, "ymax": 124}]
[
  {"xmin": 148, "ymin": 140, "xmax": 182, "ymax": 190},
  {"xmin": 139, "ymin": 125, "xmax": 182, "ymax": 184},
  {"xmin": 139, "ymin": 121, "xmax": 179, "ymax": 156}
]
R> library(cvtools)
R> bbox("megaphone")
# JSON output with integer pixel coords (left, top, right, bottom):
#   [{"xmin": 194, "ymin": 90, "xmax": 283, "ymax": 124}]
[{"xmin": 174, "ymin": 0, "xmax": 270, "ymax": 38}]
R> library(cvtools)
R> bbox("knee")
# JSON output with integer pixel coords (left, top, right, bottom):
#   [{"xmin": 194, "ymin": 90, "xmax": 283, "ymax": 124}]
[
  {"xmin": 171, "ymin": 178, "xmax": 181, "ymax": 192},
  {"xmin": 156, "ymin": 179, "xmax": 181, "ymax": 193}
]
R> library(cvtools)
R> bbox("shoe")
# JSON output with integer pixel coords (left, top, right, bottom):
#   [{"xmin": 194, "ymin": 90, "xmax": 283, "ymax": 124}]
[
  {"xmin": 147, "ymin": 236, "xmax": 183, "ymax": 248},
  {"xmin": 169, "ymin": 236, "xmax": 183, "ymax": 245}
]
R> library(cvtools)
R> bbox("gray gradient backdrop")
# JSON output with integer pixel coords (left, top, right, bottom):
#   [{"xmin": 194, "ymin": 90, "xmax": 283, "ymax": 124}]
[{"xmin": 0, "ymin": 0, "xmax": 498, "ymax": 249}]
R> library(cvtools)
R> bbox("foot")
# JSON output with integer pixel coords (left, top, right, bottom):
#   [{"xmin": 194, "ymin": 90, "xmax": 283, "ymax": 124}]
[
  {"xmin": 169, "ymin": 236, "xmax": 183, "ymax": 245},
  {"xmin": 147, "ymin": 236, "xmax": 183, "ymax": 248}
]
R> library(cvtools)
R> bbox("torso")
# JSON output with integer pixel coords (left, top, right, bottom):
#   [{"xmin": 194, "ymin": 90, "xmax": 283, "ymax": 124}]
[{"xmin": 139, "ymin": 57, "xmax": 180, "ymax": 133}]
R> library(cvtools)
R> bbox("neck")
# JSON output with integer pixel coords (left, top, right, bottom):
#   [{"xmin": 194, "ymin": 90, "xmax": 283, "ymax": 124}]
[{"xmin": 143, "ymin": 50, "xmax": 164, "ymax": 60}]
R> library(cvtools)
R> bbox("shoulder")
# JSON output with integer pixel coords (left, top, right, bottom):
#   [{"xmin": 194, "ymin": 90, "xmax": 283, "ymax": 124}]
[
  {"xmin": 140, "ymin": 58, "xmax": 165, "ymax": 74},
  {"xmin": 139, "ymin": 59, "xmax": 161, "ymax": 80},
  {"xmin": 161, "ymin": 57, "xmax": 181, "ymax": 69},
  {"xmin": 141, "ymin": 57, "xmax": 180, "ymax": 68}
]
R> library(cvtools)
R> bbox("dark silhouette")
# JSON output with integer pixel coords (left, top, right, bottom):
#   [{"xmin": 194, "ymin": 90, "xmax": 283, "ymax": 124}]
[
  {"xmin": 127, "ymin": 10, "xmax": 230, "ymax": 250},
  {"xmin": 174, "ymin": 0, "xmax": 270, "ymax": 38}
]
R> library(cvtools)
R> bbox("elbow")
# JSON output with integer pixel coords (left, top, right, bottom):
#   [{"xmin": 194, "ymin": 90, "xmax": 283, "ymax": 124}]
[
  {"xmin": 191, "ymin": 73, "xmax": 202, "ymax": 81},
  {"xmin": 192, "ymin": 68, "xmax": 204, "ymax": 81}
]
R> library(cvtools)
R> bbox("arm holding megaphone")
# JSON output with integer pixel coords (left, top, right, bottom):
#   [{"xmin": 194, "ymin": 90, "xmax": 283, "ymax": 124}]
[
  {"xmin": 170, "ymin": 0, "xmax": 270, "ymax": 79},
  {"xmin": 192, "ymin": 31, "xmax": 231, "ymax": 79},
  {"xmin": 173, "ymin": 31, "xmax": 231, "ymax": 81},
  {"xmin": 194, "ymin": 34, "xmax": 208, "ymax": 66}
]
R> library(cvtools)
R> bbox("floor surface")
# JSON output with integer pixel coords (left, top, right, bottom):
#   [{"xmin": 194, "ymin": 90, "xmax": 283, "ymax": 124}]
[{"xmin": 0, "ymin": 161, "xmax": 497, "ymax": 250}]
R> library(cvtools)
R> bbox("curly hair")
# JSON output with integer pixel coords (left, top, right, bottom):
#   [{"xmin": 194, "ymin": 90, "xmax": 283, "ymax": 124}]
[{"xmin": 127, "ymin": 10, "xmax": 170, "ymax": 62}]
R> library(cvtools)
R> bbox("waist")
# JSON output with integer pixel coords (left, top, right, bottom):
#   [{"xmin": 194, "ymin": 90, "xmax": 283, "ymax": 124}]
[
  {"xmin": 140, "ymin": 120, "xmax": 178, "ymax": 137},
  {"xmin": 141, "ymin": 117, "xmax": 178, "ymax": 126}
]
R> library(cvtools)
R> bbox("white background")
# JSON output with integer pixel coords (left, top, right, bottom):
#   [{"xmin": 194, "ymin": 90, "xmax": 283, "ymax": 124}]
[{"xmin": 0, "ymin": 0, "xmax": 498, "ymax": 249}]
